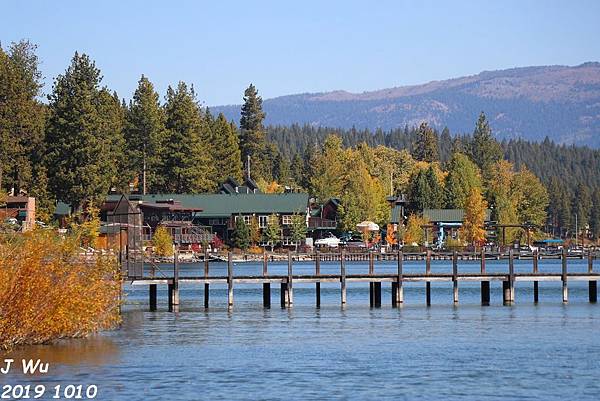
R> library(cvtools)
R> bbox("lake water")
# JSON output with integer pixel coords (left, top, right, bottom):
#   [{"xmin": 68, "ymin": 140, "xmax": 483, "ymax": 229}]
[{"xmin": 3, "ymin": 259, "xmax": 600, "ymax": 400}]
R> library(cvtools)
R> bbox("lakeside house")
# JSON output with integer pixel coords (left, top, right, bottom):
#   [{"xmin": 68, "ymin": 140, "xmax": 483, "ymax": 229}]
[
  {"xmin": 55, "ymin": 177, "xmax": 310, "ymax": 250},
  {"xmin": 423, "ymin": 208, "xmax": 493, "ymax": 247},
  {"xmin": 0, "ymin": 196, "xmax": 36, "ymax": 231}
]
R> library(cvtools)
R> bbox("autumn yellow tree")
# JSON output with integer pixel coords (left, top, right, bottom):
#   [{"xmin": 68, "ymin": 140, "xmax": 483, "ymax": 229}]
[
  {"xmin": 462, "ymin": 188, "xmax": 487, "ymax": 247},
  {"xmin": 338, "ymin": 155, "xmax": 388, "ymax": 231},
  {"xmin": 153, "ymin": 226, "xmax": 173, "ymax": 256},
  {"xmin": 403, "ymin": 214, "xmax": 429, "ymax": 245},
  {"xmin": 309, "ymin": 135, "xmax": 348, "ymax": 202},
  {"xmin": 75, "ymin": 202, "xmax": 101, "ymax": 248},
  {"xmin": 249, "ymin": 216, "xmax": 261, "ymax": 246}
]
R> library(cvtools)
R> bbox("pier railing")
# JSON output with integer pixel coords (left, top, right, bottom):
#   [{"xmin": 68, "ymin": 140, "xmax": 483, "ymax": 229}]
[{"xmin": 131, "ymin": 249, "xmax": 600, "ymax": 312}]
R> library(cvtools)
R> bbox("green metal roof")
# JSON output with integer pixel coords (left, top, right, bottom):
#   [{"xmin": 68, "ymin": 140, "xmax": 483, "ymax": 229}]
[
  {"xmin": 105, "ymin": 193, "xmax": 309, "ymax": 218},
  {"xmin": 423, "ymin": 208, "xmax": 492, "ymax": 223}
]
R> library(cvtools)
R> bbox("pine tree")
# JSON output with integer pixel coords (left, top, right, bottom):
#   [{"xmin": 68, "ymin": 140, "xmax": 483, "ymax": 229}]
[
  {"xmin": 163, "ymin": 82, "xmax": 216, "ymax": 193},
  {"xmin": 290, "ymin": 153, "xmax": 304, "ymax": 187},
  {"xmin": 413, "ymin": 122, "xmax": 439, "ymax": 162},
  {"xmin": 548, "ymin": 177, "xmax": 572, "ymax": 237},
  {"xmin": 425, "ymin": 165, "xmax": 444, "ymax": 208},
  {"xmin": 211, "ymin": 113, "xmax": 243, "ymax": 182},
  {"xmin": 470, "ymin": 112, "xmax": 503, "ymax": 179},
  {"xmin": 239, "ymin": 84, "xmax": 267, "ymax": 180},
  {"xmin": 573, "ymin": 184, "xmax": 592, "ymax": 231},
  {"xmin": 590, "ymin": 187, "xmax": 600, "ymax": 240},
  {"xmin": 125, "ymin": 75, "xmax": 168, "ymax": 193},
  {"xmin": 97, "ymin": 89, "xmax": 127, "ymax": 193},
  {"xmin": 0, "ymin": 40, "xmax": 45, "ymax": 194},
  {"xmin": 232, "ymin": 216, "xmax": 250, "ymax": 250},
  {"xmin": 46, "ymin": 52, "xmax": 118, "ymax": 209}
]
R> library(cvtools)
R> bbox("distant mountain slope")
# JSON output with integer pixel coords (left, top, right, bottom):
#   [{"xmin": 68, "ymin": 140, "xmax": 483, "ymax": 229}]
[{"xmin": 213, "ymin": 63, "xmax": 600, "ymax": 147}]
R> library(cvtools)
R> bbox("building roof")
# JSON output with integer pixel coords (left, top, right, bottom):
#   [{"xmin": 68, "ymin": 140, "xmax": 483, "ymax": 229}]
[
  {"xmin": 105, "ymin": 193, "xmax": 309, "ymax": 218},
  {"xmin": 218, "ymin": 177, "xmax": 261, "ymax": 195},
  {"xmin": 423, "ymin": 208, "xmax": 492, "ymax": 223},
  {"xmin": 390, "ymin": 205, "xmax": 404, "ymax": 224}
]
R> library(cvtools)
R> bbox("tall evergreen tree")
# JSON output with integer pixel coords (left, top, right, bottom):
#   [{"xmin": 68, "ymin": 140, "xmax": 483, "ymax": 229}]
[
  {"xmin": 125, "ymin": 75, "xmax": 168, "ymax": 193},
  {"xmin": 163, "ymin": 82, "xmax": 215, "ymax": 193},
  {"xmin": 239, "ymin": 84, "xmax": 267, "ymax": 180},
  {"xmin": 547, "ymin": 176, "xmax": 572, "ymax": 236},
  {"xmin": 470, "ymin": 112, "xmax": 503, "ymax": 179},
  {"xmin": 231, "ymin": 215, "xmax": 250, "ymax": 250},
  {"xmin": 573, "ymin": 184, "xmax": 592, "ymax": 231},
  {"xmin": 425, "ymin": 165, "xmax": 444, "ymax": 208},
  {"xmin": 590, "ymin": 187, "xmax": 600, "ymax": 240},
  {"xmin": 97, "ymin": 89, "xmax": 127, "ymax": 193},
  {"xmin": 0, "ymin": 40, "xmax": 45, "ymax": 194},
  {"xmin": 46, "ymin": 52, "xmax": 119, "ymax": 209},
  {"xmin": 210, "ymin": 113, "xmax": 243, "ymax": 182},
  {"xmin": 413, "ymin": 122, "xmax": 439, "ymax": 162}
]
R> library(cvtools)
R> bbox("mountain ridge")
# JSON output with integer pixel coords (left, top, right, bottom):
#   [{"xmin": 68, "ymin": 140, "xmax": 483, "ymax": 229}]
[{"xmin": 212, "ymin": 62, "xmax": 600, "ymax": 147}]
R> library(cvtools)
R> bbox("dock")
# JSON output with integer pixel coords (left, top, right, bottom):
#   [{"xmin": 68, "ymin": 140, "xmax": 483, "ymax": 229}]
[{"xmin": 127, "ymin": 248, "xmax": 599, "ymax": 311}]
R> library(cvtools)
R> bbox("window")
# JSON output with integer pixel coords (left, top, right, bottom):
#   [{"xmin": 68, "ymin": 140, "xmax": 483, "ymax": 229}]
[
  {"xmin": 258, "ymin": 215, "xmax": 268, "ymax": 228},
  {"xmin": 282, "ymin": 215, "xmax": 293, "ymax": 225},
  {"xmin": 234, "ymin": 215, "xmax": 251, "ymax": 225}
]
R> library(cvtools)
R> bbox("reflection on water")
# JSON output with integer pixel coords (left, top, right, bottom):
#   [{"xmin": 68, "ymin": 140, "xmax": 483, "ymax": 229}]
[
  {"xmin": 2, "ymin": 336, "xmax": 120, "ymax": 370},
  {"xmin": 2, "ymin": 259, "xmax": 599, "ymax": 400}
]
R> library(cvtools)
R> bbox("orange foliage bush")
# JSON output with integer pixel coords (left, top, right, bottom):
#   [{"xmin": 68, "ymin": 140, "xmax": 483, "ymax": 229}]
[{"xmin": 0, "ymin": 230, "xmax": 121, "ymax": 350}]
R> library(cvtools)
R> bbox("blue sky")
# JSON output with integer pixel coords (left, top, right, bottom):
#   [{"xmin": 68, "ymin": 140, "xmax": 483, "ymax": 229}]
[{"xmin": 2, "ymin": 0, "xmax": 600, "ymax": 106}]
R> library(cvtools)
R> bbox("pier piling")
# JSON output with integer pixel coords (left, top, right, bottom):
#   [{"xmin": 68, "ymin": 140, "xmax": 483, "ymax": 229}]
[
  {"xmin": 533, "ymin": 250, "xmax": 539, "ymax": 303},
  {"xmin": 426, "ymin": 250, "xmax": 431, "ymax": 306},
  {"xmin": 263, "ymin": 253, "xmax": 271, "ymax": 308},
  {"xmin": 149, "ymin": 284, "xmax": 157, "ymax": 311},
  {"xmin": 171, "ymin": 248, "xmax": 180, "ymax": 311},
  {"xmin": 341, "ymin": 249, "xmax": 347, "ymax": 305},
  {"xmin": 452, "ymin": 251, "xmax": 458, "ymax": 304},
  {"xmin": 589, "ymin": 250, "xmax": 597, "ymax": 303},
  {"xmin": 369, "ymin": 252, "xmax": 375, "ymax": 307},
  {"xmin": 287, "ymin": 250, "xmax": 293, "ymax": 306},
  {"xmin": 562, "ymin": 248, "xmax": 568, "ymax": 303},
  {"xmin": 315, "ymin": 252, "xmax": 321, "ymax": 308},
  {"xmin": 508, "ymin": 249, "xmax": 515, "ymax": 303},
  {"xmin": 392, "ymin": 250, "xmax": 403, "ymax": 307},
  {"xmin": 227, "ymin": 252, "xmax": 233, "ymax": 307},
  {"xmin": 280, "ymin": 282, "xmax": 288, "ymax": 308},
  {"xmin": 204, "ymin": 250, "xmax": 210, "ymax": 308},
  {"xmin": 481, "ymin": 249, "xmax": 489, "ymax": 306}
]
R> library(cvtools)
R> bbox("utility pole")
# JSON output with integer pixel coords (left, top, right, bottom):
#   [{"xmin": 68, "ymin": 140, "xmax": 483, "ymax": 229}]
[
  {"xmin": 246, "ymin": 155, "xmax": 251, "ymax": 180},
  {"xmin": 142, "ymin": 144, "xmax": 147, "ymax": 195},
  {"xmin": 575, "ymin": 213, "xmax": 578, "ymax": 247}
]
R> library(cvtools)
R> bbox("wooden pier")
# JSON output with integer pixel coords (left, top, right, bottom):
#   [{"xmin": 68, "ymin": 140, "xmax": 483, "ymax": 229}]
[{"xmin": 131, "ymin": 249, "xmax": 599, "ymax": 312}]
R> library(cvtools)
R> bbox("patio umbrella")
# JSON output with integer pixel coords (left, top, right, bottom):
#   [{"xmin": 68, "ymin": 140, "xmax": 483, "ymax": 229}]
[{"xmin": 356, "ymin": 221, "xmax": 380, "ymax": 231}]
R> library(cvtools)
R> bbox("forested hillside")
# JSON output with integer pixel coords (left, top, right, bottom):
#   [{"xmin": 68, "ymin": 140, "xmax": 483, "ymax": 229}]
[{"xmin": 214, "ymin": 63, "xmax": 600, "ymax": 148}]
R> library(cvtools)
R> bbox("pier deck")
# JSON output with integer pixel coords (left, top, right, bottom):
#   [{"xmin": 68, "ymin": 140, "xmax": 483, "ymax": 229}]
[{"xmin": 127, "ymin": 249, "xmax": 600, "ymax": 311}]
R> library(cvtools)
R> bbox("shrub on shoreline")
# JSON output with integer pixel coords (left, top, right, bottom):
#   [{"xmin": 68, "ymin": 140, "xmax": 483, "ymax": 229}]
[{"xmin": 0, "ymin": 230, "xmax": 121, "ymax": 350}]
